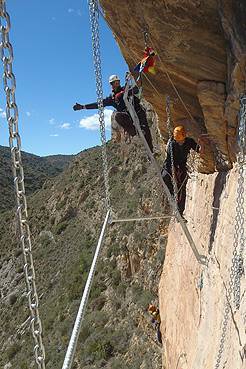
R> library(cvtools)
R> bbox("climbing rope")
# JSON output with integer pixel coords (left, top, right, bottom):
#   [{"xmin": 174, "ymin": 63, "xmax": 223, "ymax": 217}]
[
  {"xmin": 0, "ymin": 1, "xmax": 46, "ymax": 368},
  {"xmin": 123, "ymin": 74, "xmax": 207, "ymax": 266},
  {"xmin": 214, "ymin": 94, "xmax": 246, "ymax": 369},
  {"xmin": 88, "ymin": 0, "xmax": 111, "ymax": 214}
]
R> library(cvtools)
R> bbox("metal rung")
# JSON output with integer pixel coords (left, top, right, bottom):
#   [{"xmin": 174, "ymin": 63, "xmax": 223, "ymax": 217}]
[{"xmin": 111, "ymin": 215, "xmax": 171, "ymax": 223}]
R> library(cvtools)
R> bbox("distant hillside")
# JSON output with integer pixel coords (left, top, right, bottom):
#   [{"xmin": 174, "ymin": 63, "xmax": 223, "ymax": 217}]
[
  {"xmin": 0, "ymin": 145, "xmax": 74, "ymax": 213},
  {"xmin": 0, "ymin": 139, "xmax": 167, "ymax": 369}
]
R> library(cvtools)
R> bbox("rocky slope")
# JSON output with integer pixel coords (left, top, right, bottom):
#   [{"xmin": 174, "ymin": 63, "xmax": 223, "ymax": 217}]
[
  {"xmin": 0, "ymin": 145, "xmax": 73, "ymax": 213},
  {"xmin": 0, "ymin": 136, "xmax": 169, "ymax": 369}
]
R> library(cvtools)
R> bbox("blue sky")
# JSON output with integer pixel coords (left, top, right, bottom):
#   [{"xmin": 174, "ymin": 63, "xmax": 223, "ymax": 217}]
[{"xmin": 0, "ymin": 1, "xmax": 128, "ymax": 156}]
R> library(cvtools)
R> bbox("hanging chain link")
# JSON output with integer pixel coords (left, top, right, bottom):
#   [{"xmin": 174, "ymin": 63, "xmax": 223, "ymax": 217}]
[
  {"xmin": 237, "ymin": 95, "xmax": 246, "ymax": 158},
  {"xmin": 0, "ymin": 1, "xmax": 46, "ymax": 368},
  {"xmin": 214, "ymin": 94, "xmax": 246, "ymax": 369},
  {"xmin": 213, "ymin": 144, "xmax": 230, "ymax": 171},
  {"xmin": 143, "ymin": 29, "xmax": 149, "ymax": 48},
  {"xmin": 88, "ymin": 0, "xmax": 111, "ymax": 214},
  {"xmin": 165, "ymin": 96, "xmax": 178, "ymax": 206},
  {"xmin": 233, "ymin": 95, "xmax": 246, "ymax": 309}
]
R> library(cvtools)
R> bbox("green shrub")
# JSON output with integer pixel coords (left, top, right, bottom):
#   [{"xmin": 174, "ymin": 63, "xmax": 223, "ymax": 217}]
[
  {"xmin": 6, "ymin": 342, "xmax": 21, "ymax": 360},
  {"xmin": 111, "ymin": 269, "xmax": 121, "ymax": 287},
  {"xmin": 107, "ymin": 243, "xmax": 119, "ymax": 258},
  {"xmin": 55, "ymin": 221, "xmax": 68, "ymax": 235},
  {"xmin": 20, "ymin": 362, "xmax": 28, "ymax": 369},
  {"xmin": 56, "ymin": 198, "xmax": 67, "ymax": 210},
  {"xmin": 132, "ymin": 284, "xmax": 155, "ymax": 309},
  {"xmin": 84, "ymin": 330, "xmax": 114, "ymax": 362}
]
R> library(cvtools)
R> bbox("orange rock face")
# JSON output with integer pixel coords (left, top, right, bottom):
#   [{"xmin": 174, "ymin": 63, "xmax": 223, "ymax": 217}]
[
  {"xmin": 159, "ymin": 167, "xmax": 245, "ymax": 369},
  {"xmin": 100, "ymin": 0, "xmax": 246, "ymax": 172}
]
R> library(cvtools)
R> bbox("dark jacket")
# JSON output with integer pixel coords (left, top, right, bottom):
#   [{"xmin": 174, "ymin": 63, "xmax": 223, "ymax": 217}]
[
  {"xmin": 84, "ymin": 85, "xmax": 141, "ymax": 112},
  {"xmin": 164, "ymin": 137, "xmax": 200, "ymax": 172}
]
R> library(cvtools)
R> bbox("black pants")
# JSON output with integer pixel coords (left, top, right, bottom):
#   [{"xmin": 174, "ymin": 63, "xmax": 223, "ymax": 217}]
[
  {"xmin": 114, "ymin": 108, "xmax": 153, "ymax": 152},
  {"xmin": 156, "ymin": 323, "xmax": 162, "ymax": 344},
  {"xmin": 162, "ymin": 168, "xmax": 188, "ymax": 216}
]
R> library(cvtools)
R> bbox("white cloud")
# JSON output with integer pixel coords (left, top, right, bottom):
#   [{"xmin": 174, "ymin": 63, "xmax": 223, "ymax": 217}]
[
  {"xmin": 68, "ymin": 8, "xmax": 74, "ymax": 13},
  {"xmin": 79, "ymin": 109, "xmax": 113, "ymax": 131},
  {"xmin": 0, "ymin": 111, "xmax": 6, "ymax": 118},
  {"xmin": 50, "ymin": 134, "xmax": 59, "ymax": 137},
  {"xmin": 49, "ymin": 118, "xmax": 55, "ymax": 125},
  {"xmin": 60, "ymin": 122, "xmax": 71, "ymax": 129},
  {"xmin": 26, "ymin": 111, "xmax": 31, "ymax": 117}
]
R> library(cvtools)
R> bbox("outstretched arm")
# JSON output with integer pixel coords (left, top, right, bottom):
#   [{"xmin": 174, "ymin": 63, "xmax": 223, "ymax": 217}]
[{"xmin": 73, "ymin": 96, "xmax": 114, "ymax": 111}]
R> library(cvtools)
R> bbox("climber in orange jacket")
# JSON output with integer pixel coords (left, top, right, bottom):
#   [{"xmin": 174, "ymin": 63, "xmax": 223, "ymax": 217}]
[
  {"xmin": 73, "ymin": 74, "xmax": 154, "ymax": 152},
  {"xmin": 148, "ymin": 304, "xmax": 162, "ymax": 344},
  {"xmin": 161, "ymin": 125, "xmax": 205, "ymax": 220}
]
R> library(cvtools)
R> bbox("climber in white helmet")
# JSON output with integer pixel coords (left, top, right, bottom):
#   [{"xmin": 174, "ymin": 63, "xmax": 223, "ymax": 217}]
[{"xmin": 73, "ymin": 74, "xmax": 153, "ymax": 152}]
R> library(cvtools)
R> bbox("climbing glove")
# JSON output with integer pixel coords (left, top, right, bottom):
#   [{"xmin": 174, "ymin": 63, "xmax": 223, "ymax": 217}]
[{"xmin": 73, "ymin": 103, "xmax": 85, "ymax": 111}]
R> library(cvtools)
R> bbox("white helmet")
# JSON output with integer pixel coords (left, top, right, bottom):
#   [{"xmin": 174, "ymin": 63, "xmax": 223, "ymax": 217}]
[{"xmin": 109, "ymin": 74, "xmax": 120, "ymax": 84}]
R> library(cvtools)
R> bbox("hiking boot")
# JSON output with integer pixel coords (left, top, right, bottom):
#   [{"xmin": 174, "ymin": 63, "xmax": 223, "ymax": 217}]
[
  {"xmin": 180, "ymin": 215, "xmax": 188, "ymax": 223},
  {"xmin": 176, "ymin": 214, "xmax": 188, "ymax": 223}
]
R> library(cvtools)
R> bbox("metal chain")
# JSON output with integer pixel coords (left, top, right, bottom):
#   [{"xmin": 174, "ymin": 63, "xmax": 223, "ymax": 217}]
[
  {"xmin": 88, "ymin": 0, "xmax": 111, "ymax": 214},
  {"xmin": 213, "ymin": 144, "xmax": 229, "ymax": 171},
  {"xmin": 0, "ymin": 1, "xmax": 46, "ymax": 368},
  {"xmin": 237, "ymin": 95, "xmax": 246, "ymax": 157},
  {"xmin": 143, "ymin": 29, "xmax": 149, "ymax": 48},
  {"xmin": 214, "ymin": 95, "xmax": 246, "ymax": 369},
  {"xmin": 233, "ymin": 95, "xmax": 246, "ymax": 309},
  {"xmin": 165, "ymin": 96, "xmax": 178, "ymax": 206}
]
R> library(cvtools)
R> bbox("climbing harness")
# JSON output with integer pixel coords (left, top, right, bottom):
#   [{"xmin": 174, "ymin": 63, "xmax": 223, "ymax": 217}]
[
  {"xmin": 133, "ymin": 28, "xmax": 156, "ymax": 98},
  {"xmin": 134, "ymin": 46, "xmax": 157, "ymax": 78},
  {"xmin": 0, "ymin": 1, "xmax": 46, "ymax": 368},
  {"xmin": 214, "ymin": 94, "xmax": 246, "ymax": 369},
  {"xmin": 123, "ymin": 74, "xmax": 207, "ymax": 266},
  {"xmin": 62, "ymin": 210, "xmax": 110, "ymax": 369}
]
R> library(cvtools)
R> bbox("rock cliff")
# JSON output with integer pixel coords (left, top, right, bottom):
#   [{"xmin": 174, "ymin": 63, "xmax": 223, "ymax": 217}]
[
  {"xmin": 99, "ymin": 1, "xmax": 246, "ymax": 368},
  {"xmin": 159, "ymin": 168, "xmax": 245, "ymax": 369},
  {"xmin": 100, "ymin": 0, "xmax": 246, "ymax": 172}
]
